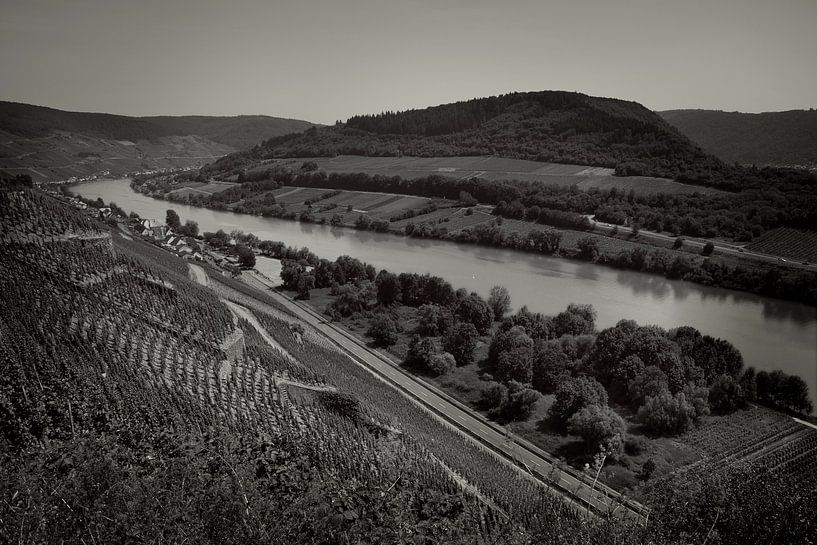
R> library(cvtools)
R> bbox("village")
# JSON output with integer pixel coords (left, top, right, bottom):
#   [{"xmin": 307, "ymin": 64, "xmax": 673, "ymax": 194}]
[{"xmin": 46, "ymin": 184, "xmax": 254, "ymax": 276}]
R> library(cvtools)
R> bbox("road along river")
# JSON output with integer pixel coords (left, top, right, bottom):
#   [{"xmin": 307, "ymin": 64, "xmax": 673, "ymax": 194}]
[{"xmin": 72, "ymin": 179, "xmax": 817, "ymax": 411}]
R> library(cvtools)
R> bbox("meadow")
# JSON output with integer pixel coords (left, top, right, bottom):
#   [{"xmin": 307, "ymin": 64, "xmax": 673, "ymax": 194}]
[{"xmin": 282, "ymin": 155, "xmax": 722, "ymax": 196}]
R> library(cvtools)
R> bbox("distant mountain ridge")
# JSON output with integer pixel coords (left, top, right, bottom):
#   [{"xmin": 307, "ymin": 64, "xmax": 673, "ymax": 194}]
[
  {"xmin": 0, "ymin": 101, "xmax": 316, "ymax": 149},
  {"xmin": 659, "ymin": 109, "xmax": 817, "ymax": 169},
  {"xmin": 0, "ymin": 101, "xmax": 315, "ymax": 182},
  {"xmin": 226, "ymin": 91, "xmax": 731, "ymax": 186}
]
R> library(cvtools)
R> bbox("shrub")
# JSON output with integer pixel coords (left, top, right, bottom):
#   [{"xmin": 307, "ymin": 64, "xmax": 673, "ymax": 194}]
[
  {"xmin": 568, "ymin": 404, "xmax": 627, "ymax": 457},
  {"xmin": 427, "ymin": 352, "xmax": 456, "ymax": 376},
  {"xmin": 367, "ymin": 314, "xmax": 399, "ymax": 347},
  {"xmin": 624, "ymin": 435, "xmax": 648, "ymax": 456},
  {"xmin": 479, "ymin": 381, "xmax": 508, "ymax": 410}
]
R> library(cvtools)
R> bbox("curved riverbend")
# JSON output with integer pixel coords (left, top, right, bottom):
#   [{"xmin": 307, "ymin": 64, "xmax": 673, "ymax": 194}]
[{"xmin": 73, "ymin": 179, "xmax": 817, "ymax": 410}]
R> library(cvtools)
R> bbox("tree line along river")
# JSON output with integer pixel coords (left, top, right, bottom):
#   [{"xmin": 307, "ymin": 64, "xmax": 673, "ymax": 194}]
[{"xmin": 72, "ymin": 179, "xmax": 817, "ymax": 411}]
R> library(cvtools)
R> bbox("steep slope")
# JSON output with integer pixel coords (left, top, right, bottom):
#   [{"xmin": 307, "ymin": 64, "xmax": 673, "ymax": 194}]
[
  {"xmin": 0, "ymin": 101, "xmax": 315, "ymax": 182},
  {"xmin": 0, "ymin": 188, "xmax": 626, "ymax": 544},
  {"xmin": 230, "ymin": 91, "xmax": 726, "ymax": 184},
  {"xmin": 659, "ymin": 109, "xmax": 817, "ymax": 168}
]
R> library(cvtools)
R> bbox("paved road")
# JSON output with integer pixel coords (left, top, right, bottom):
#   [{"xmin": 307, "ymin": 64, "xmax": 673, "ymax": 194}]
[
  {"xmin": 242, "ymin": 271, "xmax": 649, "ymax": 522},
  {"xmin": 584, "ymin": 217, "xmax": 817, "ymax": 272}
]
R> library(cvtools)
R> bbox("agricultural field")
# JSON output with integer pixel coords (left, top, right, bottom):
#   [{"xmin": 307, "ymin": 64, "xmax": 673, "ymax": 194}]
[
  {"xmin": 282, "ymin": 155, "xmax": 722, "ymax": 196},
  {"xmin": 745, "ymin": 227, "xmax": 817, "ymax": 263}
]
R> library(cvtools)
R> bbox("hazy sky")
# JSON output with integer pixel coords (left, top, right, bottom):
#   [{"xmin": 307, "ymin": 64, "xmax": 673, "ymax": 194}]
[{"xmin": 2, "ymin": 0, "xmax": 815, "ymax": 123}]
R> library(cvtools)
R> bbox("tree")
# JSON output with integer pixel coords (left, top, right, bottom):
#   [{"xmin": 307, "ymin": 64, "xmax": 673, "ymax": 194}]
[
  {"xmin": 454, "ymin": 294, "xmax": 494, "ymax": 335},
  {"xmin": 487, "ymin": 286, "xmax": 511, "ymax": 319},
  {"xmin": 577, "ymin": 237, "xmax": 599, "ymax": 261},
  {"xmin": 443, "ymin": 322, "xmax": 479, "ymax": 366},
  {"xmin": 496, "ymin": 346, "xmax": 534, "ymax": 383},
  {"xmin": 626, "ymin": 365, "xmax": 668, "ymax": 408},
  {"xmin": 568, "ymin": 404, "xmax": 627, "ymax": 457},
  {"xmin": 494, "ymin": 383, "xmax": 541, "ymax": 422},
  {"xmin": 673, "ymin": 237, "xmax": 684, "ymax": 249},
  {"xmin": 551, "ymin": 304, "xmax": 596, "ymax": 337},
  {"xmin": 179, "ymin": 220, "xmax": 199, "ymax": 237},
  {"xmin": 458, "ymin": 191, "xmax": 477, "ymax": 207},
  {"xmin": 702, "ymin": 241, "xmax": 715, "ymax": 256},
  {"xmin": 367, "ymin": 314, "xmax": 399, "ymax": 347},
  {"xmin": 166, "ymin": 209, "xmax": 181, "ymax": 230},
  {"xmin": 375, "ymin": 271, "xmax": 401, "ymax": 306},
  {"xmin": 488, "ymin": 326, "xmax": 533, "ymax": 369},
  {"xmin": 415, "ymin": 304, "xmax": 454, "ymax": 337},
  {"xmin": 531, "ymin": 344, "xmax": 571, "ymax": 394},
  {"xmin": 548, "ymin": 376, "xmax": 608, "ymax": 427},
  {"xmin": 404, "ymin": 336, "xmax": 441, "ymax": 374},
  {"xmin": 756, "ymin": 370, "xmax": 813, "ymax": 414},
  {"xmin": 296, "ymin": 273, "xmax": 315, "ymax": 300},
  {"xmin": 235, "ymin": 245, "xmax": 255, "ymax": 268},
  {"xmin": 709, "ymin": 374, "xmax": 746, "ymax": 414}
]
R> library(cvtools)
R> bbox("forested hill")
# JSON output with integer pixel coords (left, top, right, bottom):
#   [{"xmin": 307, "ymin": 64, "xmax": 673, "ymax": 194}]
[
  {"xmin": 235, "ymin": 91, "xmax": 732, "ymax": 185},
  {"xmin": 0, "ymin": 101, "xmax": 315, "ymax": 149},
  {"xmin": 659, "ymin": 109, "xmax": 817, "ymax": 169}
]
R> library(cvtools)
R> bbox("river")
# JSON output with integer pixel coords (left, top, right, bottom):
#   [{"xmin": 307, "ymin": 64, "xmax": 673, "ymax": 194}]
[{"xmin": 73, "ymin": 179, "xmax": 817, "ymax": 411}]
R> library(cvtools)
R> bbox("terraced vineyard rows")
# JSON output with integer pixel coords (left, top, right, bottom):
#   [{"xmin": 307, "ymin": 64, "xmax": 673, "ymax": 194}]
[
  {"xmin": 745, "ymin": 227, "xmax": 817, "ymax": 262},
  {"xmin": 678, "ymin": 405, "xmax": 817, "ymax": 484},
  {"xmin": 3, "ymin": 188, "xmax": 628, "ymax": 541}
]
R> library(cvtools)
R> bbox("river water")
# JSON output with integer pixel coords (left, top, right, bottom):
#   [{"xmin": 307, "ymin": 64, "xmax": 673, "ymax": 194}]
[{"xmin": 73, "ymin": 179, "xmax": 817, "ymax": 411}]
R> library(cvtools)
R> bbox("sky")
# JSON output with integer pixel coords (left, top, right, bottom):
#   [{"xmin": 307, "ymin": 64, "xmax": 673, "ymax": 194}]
[{"xmin": 1, "ymin": 0, "xmax": 816, "ymax": 124}]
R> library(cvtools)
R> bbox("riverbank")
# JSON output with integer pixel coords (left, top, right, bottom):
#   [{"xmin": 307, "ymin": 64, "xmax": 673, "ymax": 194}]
[
  {"xmin": 129, "ymin": 176, "xmax": 817, "ymax": 308},
  {"xmin": 61, "ymin": 178, "xmax": 817, "ymax": 412}
]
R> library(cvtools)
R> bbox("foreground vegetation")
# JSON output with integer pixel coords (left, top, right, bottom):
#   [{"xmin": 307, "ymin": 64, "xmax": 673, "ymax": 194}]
[{"xmin": 5, "ymin": 185, "xmax": 815, "ymax": 543}]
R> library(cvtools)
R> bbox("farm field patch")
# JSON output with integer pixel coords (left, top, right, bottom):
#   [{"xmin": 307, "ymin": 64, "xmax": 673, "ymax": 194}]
[
  {"xmin": 284, "ymin": 155, "xmax": 720, "ymax": 196},
  {"xmin": 745, "ymin": 228, "xmax": 817, "ymax": 263}
]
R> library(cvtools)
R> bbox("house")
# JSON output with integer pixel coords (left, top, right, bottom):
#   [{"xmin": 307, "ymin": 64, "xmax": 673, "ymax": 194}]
[{"xmin": 139, "ymin": 219, "xmax": 167, "ymax": 239}]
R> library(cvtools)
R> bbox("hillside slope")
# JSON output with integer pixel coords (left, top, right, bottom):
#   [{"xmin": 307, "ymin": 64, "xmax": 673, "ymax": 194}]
[
  {"xmin": 227, "ymin": 91, "xmax": 727, "ymax": 185},
  {"xmin": 0, "ymin": 101, "xmax": 315, "ymax": 182},
  {"xmin": 0, "ymin": 188, "xmax": 609, "ymax": 544},
  {"xmin": 659, "ymin": 109, "xmax": 817, "ymax": 168}
]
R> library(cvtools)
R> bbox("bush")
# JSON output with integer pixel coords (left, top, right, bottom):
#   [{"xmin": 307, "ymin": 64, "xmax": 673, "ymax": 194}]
[
  {"xmin": 479, "ymin": 381, "xmax": 508, "ymax": 410},
  {"xmin": 637, "ymin": 387, "xmax": 708, "ymax": 436},
  {"xmin": 367, "ymin": 314, "xmax": 399, "ymax": 347},
  {"xmin": 427, "ymin": 352, "xmax": 456, "ymax": 376},
  {"xmin": 702, "ymin": 241, "xmax": 715, "ymax": 256},
  {"xmin": 577, "ymin": 237, "xmax": 599, "ymax": 261},
  {"xmin": 624, "ymin": 435, "xmax": 648, "ymax": 456},
  {"xmin": 568, "ymin": 404, "xmax": 627, "ymax": 457}
]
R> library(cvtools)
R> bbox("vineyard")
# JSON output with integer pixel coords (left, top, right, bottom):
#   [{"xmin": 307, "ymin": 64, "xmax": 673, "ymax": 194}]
[
  {"xmin": 4, "ymin": 188, "xmax": 816, "ymax": 544},
  {"xmin": 670, "ymin": 405, "xmax": 817, "ymax": 488},
  {"xmin": 745, "ymin": 227, "xmax": 817, "ymax": 263},
  {"xmin": 0, "ymin": 188, "xmax": 652, "ymax": 544}
]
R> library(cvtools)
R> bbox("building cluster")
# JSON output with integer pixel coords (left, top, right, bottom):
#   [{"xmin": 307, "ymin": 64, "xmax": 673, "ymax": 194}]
[{"xmin": 134, "ymin": 219, "xmax": 204, "ymax": 261}]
